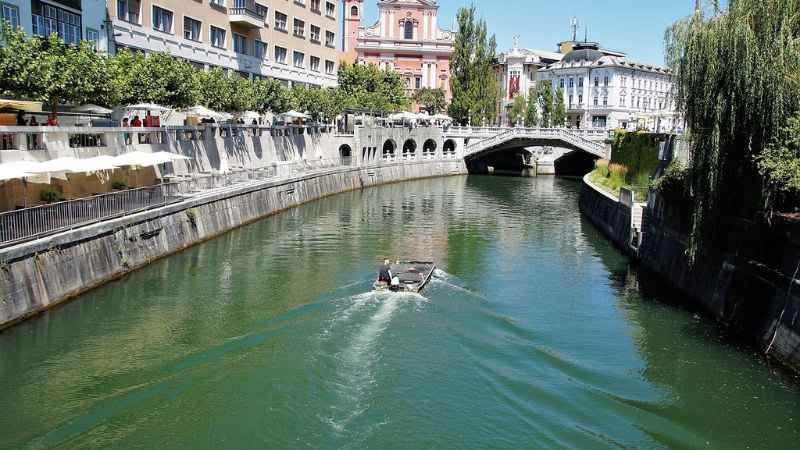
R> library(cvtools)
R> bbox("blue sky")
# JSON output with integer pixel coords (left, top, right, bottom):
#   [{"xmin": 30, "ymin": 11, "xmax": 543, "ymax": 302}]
[{"xmin": 359, "ymin": 0, "xmax": 698, "ymax": 66}]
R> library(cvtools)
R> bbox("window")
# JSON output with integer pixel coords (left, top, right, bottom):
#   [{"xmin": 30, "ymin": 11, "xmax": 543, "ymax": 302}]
[
  {"xmin": 578, "ymin": 77, "xmax": 583, "ymax": 87},
  {"xmin": 210, "ymin": 0, "xmax": 225, "ymax": 7},
  {"xmin": 310, "ymin": 56, "xmax": 320, "ymax": 71},
  {"xmin": 568, "ymin": 94, "xmax": 573, "ymax": 107},
  {"xmin": 1, "ymin": 3, "xmax": 20, "ymax": 29},
  {"xmin": 210, "ymin": 26, "xmax": 226, "ymax": 48},
  {"xmin": 569, "ymin": 78, "xmax": 574, "ymax": 88},
  {"xmin": 255, "ymin": 40, "xmax": 267, "ymax": 59},
  {"xmin": 85, "ymin": 28, "xmax": 99, "ymax": 48},
  {"xmin": 604, "ymin": 76, "xmax": 609, "ymax": 86},
  {"xmin": 152, "ymin": 6, "xmax": 173, "ymax": 33},
  {"xmin": 117, "ymin": 0, "xmax": 140, "ymax": 24},
  {"xmin": 578, "ymin": 94, "xmax": 583, "ymax": 104},
  {"xmin": 325, "ymin": 60, "xmax": 335, "ymax": 74},
  {"xmin": 593, "ymin": 96, "xmax": 598, "ymax": 106},
  {"xmin": 184, "ymin": 17, "xmax": 201, "ymax": 41},
  {"xmin": 233, "ymin": 33, "xmax": 247, "ymax": 55},
  {"xmin": 404, "ymin": 21, "xmax": 413, "ymax": 40},
  {"xmin": 293, "ymin": 51, "xmax": 305, "ymax": 68},
  {"xmin": 559, "ymin": 79, "xmax": 564, "ymax": 88},
  {"xmin": 620, "ymin": 96, "xmax": 626, "ymax": 106},
  {"xmin": 603, "ymin": 96, "xmax": 607, "ymax": 107},
  {"xmin": 293, "ymin": 18, "xmax": 305, "ymax": 37},
  {"xmin": 594, "ymin": 77, "xmax": 599, "ymax": 87},
  {"xmin": 325, "ymin": 31, "xmax": 335, "ymax": 47},
  {"xmin": 351, "ymin": 5, "xmax": 358, "ymax": 17},
  {"xmin": 275, "ymin": 12, "xmax": 287, "ymax": 31},
  {"xmin": 275, "ymin": 46, "xmax": 287, "ymax": 63},
  {"xmin": 325, "ymin": 1, "xmax": 335, "ymax": 17},
  {"xmin": 33, "ymin": 2, "xmax": 81, "ymax": 44},
  {"xmin": 311, "ymin": 0, "xmax": 321, "ymax": 13},
  {"xmin": 415, "ymin": 76, "xmax": 421, "ymax": 89},
  {"xmin": 310, "ymin": 25, "xmax": 320, "ymax": 42}
]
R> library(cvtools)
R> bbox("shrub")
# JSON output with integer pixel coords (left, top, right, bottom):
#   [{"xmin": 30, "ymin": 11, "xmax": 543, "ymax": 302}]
[
  {"xmin": 111, "ymin": 181, "xmax": 128, "ymax": 191},
  {"xmin": 40, "ymin": 186, "xmax": 62, "ymax": 204},
  {"xmin": 651, "ymin": 161, "xmax": 690, "ymax": 203}
]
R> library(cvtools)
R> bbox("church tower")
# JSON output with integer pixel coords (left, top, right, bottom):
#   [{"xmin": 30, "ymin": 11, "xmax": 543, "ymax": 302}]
[{"xmin": 343, "ymin": 0, "xmax": 364, "ymax": 62}]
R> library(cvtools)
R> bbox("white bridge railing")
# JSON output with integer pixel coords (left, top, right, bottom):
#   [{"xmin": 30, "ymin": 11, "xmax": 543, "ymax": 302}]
[{"xmin": 463, "ymin": 127, "xmax": 608, "ymax": 158}]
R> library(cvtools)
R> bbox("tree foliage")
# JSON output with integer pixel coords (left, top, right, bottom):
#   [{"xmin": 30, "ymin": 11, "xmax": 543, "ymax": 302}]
[
  {"xmin": 336, "ymin": 62, "xmax": 409, "ymax": 112},
  {"xmin": 536, "ymin": 81, "xmax": 554, "ymax": 128},
  {"xmin": 664, "ymin": 0, "xmax": 800, "ymax": 259},
  {"xmin": 449, "ymin": 5, "xmax": 499, "ymax": 125},
  {"xmin": 508, "ymin": 94, "xmax": 526, "ymax": 127},
  {"xmin": 524, "ymin": 89, "xmax": 538, "ymax": 127},
  {"xmin": 756, "ymin": 114, "xmax": 800, "ymax": 213},
  {"xmin": 553, "ymin": 87, "xmax": 566, "ymax": 127},
  {"xmin": 414, "ymin": 87, "xmax": 447, "ymax": 114}
]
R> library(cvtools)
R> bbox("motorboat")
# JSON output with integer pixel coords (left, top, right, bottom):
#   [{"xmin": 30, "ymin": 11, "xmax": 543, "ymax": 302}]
[{"xmin": 374, "ymin": 261, "xmax": 436, "ymax": 293}]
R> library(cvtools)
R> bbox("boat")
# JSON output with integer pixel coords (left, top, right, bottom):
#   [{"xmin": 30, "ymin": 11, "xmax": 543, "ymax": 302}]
[{"xmin": 374, "ymin": 261, "xmax": 436, "ymax": 293}]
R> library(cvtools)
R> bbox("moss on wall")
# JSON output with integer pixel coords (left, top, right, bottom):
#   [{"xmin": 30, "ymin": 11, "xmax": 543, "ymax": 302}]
[{"xmin": 610, "ymin": 131, "xmax": 661, "ymax": 185}]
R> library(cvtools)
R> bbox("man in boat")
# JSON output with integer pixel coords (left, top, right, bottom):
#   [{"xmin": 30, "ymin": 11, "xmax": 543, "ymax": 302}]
[{"xmin": 377, "ymin": 260, "xmax": 393, "ymax": 287}]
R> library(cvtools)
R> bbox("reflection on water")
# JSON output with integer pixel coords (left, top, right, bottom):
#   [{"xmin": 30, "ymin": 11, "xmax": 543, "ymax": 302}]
[{"xmin": 0, "ymin": 176, "xmax": 798, "ymax": 449}]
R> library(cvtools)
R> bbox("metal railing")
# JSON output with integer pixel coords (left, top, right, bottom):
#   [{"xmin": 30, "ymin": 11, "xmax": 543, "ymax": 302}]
[{"xmin": 0, "ymin": 183, "xmax": 182, "ymax": 247}]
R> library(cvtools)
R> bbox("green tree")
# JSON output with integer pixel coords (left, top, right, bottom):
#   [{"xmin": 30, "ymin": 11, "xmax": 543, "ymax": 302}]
[
  {"xmin": 336, "ymin": 62, "xmax": 408, "ymax": 112},
  {"xmin": 536, "ymin": 81, "xmax": 554, "ymax": 127},
  {"xmin": 252, "ymin": 78, "xmax": 292, "ymax": 113},
  {"xmin": 664, "ymin": 0, "xmax": 800, "ymax": 259},
  {"xmin": 553, "ymin": 87, "xmax": 566, "ymax": 127},
  {"xmin": 508, "ymin": 94, "xmax": 526, "ymax": 127},
  {"xmin": 414, "ymin": 87, "xmax": 447, "ymax": 114},
  {"xmin": 449, "ymin": 5, "xmax": 499, "ymax": 125},
  {"xmin": 524, "ymin": 88, "xmax": 539, "ymax": 127}
]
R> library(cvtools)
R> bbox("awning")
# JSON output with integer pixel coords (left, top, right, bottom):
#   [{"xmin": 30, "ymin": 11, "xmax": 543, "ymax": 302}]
[
  {"xmin": 184, "ymin": 105, "xmax": 227, "ymax": 120},
  {"xmin": 113, "ymin": 151, "xmax": 189, "ymax": 167},
  {"xmin": 72, "ymin": 104, "xmax": 113, "ymax": 115},
  {"xmin": 0, "ymin": 99, "xmax": 43, "ymax": 113},
  {"xmin": 27, "ymin": 157, "xmax": 82, "ymax": 174},
  {"xmin": 0, "ymin": 165, "xmax": 33, "ymax": 181},
  {"xmin": 280, "ymin": 110, "xmax": 310, "ymax": 119},
  {"xmin": 124, "ymin": 103, "xmax": 172, "ymax": 112}
]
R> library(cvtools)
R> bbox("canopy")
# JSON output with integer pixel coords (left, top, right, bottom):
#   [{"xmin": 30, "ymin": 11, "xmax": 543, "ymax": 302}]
[
  {"xmin": 431, "ymin": 113, "xmax": 453, "ymax": 121},
  {"xmin": 0, "ymin": 165, "xmax": 32, "ymax": 181},
  {"xmin": 239, "ymin": 111, "xmax": 261, "ymax": 121},
  {"xmin": 0, "ymin": 99, "xmax": 43, "ymax": 113},
  {"xmin": 72, "ymin": 104, "xmax": 113, "ymax": 115},
  {"xmin": 280, "ymin": 110, "xmax": 310, "ymax": 119},
  {"xmin": 388, "ymin": 112, "xmax": 419, "ymax": 121},
  {"xmin": 124, "ymin": 103, "xmax": 172, "ymax": 112},
  {"xmin": 184, "ymin": 105, "xmax": 227, "ymax": 120},
  {"xmin": 27, "ymin": 157, "xmax": 82, "ymax": 174},
  {"xmin": 113, "ymin": 151, "xmax": 189, "ymax": 167},
  {"xmin": 80, "ymin": 155, "xmax": 120, "ymax": 172}
]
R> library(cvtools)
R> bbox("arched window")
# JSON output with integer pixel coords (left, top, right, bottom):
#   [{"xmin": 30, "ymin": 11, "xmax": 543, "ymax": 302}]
[
  {"xmin": 404, "ymin": 21, "xmax": 413, "ymax": 40},
  {"xmin": 350, "ymin": 5, "xmax": 358, "ymax": 17}
]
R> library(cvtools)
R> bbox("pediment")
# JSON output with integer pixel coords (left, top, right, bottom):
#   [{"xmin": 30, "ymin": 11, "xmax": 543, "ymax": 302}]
[{"xmin": 378, "ymin": 0, "xmax": 439, "ymax": 8}]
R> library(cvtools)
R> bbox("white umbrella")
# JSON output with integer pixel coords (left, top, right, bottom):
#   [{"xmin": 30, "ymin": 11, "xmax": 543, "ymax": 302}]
[
  {"xmin": 72, "ymin": 104, "xmax": 113, "ymax": 115},
  {"xmin": 281, "ymin": 110, "xmax": 310, "ymax": 119},
  {"xmin": 79, "ymin": 155, "xmax": 120, "ymax": 172},
  {"xmin": 184, "ymin": 105, "xmax": 227, "ymax": 120},
  {"xmin": 113, "ymin": 151, "xmax": 188, "ymax": 167},
  {"xmin": 150, "ymin": 151, "xmax": 190, "ymax": 165},
  {"xmin": 240, "ymin": 111, "xmax": 261, "ymax": 121},
  {"xmin": 0, "ymin": 165, "xmax": 32, "ymax": 181},
  {"xmin": 27, "ymin": 157, "xmax": 82, "ymax": 174},
  {"xmin": 124, "ymin": 103, "xmax": 172, "ymax": 112},
  {"xmin": 432, "ymin": 113, "xmax": 453, "ymax": 121}
]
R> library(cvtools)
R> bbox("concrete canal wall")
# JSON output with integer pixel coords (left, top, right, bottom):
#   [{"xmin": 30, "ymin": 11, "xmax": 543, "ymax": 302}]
[
  {"xmin": 579, "ymin": 176, "xmax": 800, "ymax": 372},
  {"xmin": 0, "ymin": 122, "xmax": 468, "ymax": 330}
]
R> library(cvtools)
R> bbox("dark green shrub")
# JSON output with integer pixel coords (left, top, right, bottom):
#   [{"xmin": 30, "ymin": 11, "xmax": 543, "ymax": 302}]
[
  {"xmin": 111, "ymin": 181, "xmax": 128, "ymax": 191},
  {"xmin": 39, "ymin": 187, "xmax": 62, "ymax": 204}
]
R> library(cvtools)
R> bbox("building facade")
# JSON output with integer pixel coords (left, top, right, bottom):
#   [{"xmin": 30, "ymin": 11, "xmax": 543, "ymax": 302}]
[
  {"xmin": 109, "ymin": 0, "xmax": 342, "ymax": 87},
  {"xmin": 495, "ymin": 38, "xmax": 681, "ymax": 132},
  {"xmin": 0, "ymin": 0, "xmax": 110, "ymax": 52},
  {"xmin": 343, "ymin": 0, "xmax": 454, "ymax": 106}
]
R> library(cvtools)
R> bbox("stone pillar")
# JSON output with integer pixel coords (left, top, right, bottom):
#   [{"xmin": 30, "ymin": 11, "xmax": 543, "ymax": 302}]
[
  {"xmin": 431, "ymin": 62, "xmax": 437, "ymax": 89},
  {"xmin": 423, "ymin": 13, "xmax": 429, "ymax": 40},
  {"xmin": 421, "ymin": 62, "xmax": 429, "ymax": 88}
]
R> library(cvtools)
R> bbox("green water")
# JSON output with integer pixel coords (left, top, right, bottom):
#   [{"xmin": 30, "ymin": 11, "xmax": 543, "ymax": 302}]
[{"xmin": 0, "ymin": 176, "xmax": 798, "ymax": 449}]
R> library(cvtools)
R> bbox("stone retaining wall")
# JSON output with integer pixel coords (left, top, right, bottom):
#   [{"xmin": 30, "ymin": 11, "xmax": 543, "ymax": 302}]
[
  {"xmin": 0, "ymin": 160, "xmax": 467, "ymax": 330},
  {"xmin": 579, "ymin": 176, "xmax": 800, "ymax": 373}
]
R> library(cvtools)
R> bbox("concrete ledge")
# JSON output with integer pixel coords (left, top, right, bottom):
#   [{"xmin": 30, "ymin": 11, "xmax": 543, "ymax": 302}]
[{"xmin": 0, "ymin": 159, "xmax": 467, "ymax": 330}]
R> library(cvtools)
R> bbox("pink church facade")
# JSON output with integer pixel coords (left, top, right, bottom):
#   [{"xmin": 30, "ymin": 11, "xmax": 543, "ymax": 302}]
[{"xmin": 343, "ymin": 0, "xmax": 455, "ymax": 108}]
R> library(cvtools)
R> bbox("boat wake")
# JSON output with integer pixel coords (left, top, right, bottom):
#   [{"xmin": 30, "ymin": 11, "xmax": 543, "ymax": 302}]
[
  {"xmin": 431, "ymin": 269, "xmax": 487, "ymax": 300},
  {"xmin": 320, "ymin": 290, "xmax": 426, "ymax": 435}
]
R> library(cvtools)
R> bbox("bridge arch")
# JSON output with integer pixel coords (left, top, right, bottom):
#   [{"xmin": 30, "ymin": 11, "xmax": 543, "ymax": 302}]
[
  {"xmin": 382, "ymin": 139, "xmax": 396, "ymax": 160},
  {"xmin": 553, "ymin": 150, "xmax": 598, "ymax": 176},
  {"xmin": 402, "ymin": 139, "xmax": 417, "ymax": 160},
  {"xmin": 443, "ymin": 139, "xmax": 457, "ymax": 157},
  {"xmin": 422, "ymin": 139, "xmax": 437, "ymax": 159},
  {"xmin": 339, "ymin": 144, "xmax": 352, "ymax": 165}
]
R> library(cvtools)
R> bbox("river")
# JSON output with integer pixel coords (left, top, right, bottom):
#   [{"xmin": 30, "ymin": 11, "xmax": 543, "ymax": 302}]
[{"xmin": 0, "ymin": 176, "xmax": 798, "ymax": 449}]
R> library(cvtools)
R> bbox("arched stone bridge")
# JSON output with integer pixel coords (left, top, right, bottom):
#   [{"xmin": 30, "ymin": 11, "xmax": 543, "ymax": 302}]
[{"xmin": 459, "ymin": 127, "xmax": 609, "ymax": 160}]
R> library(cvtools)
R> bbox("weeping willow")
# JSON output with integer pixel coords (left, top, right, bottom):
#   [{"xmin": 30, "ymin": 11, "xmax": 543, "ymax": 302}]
[{"xmin": 664, "ymin": 0, "xmax": 800, "ymax": 261}]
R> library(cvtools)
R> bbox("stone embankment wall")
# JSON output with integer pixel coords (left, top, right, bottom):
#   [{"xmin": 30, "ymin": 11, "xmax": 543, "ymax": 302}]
[
  {"xmin": 579, "ymin": 176, "xmax": 800, "ymax": 372},
  {"xmin": 0, "ymin": 159, "xmax": 467, "ymax": 329}
]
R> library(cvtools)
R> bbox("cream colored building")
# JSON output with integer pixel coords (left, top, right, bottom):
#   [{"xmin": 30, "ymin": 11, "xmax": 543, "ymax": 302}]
[{"xmin": 109, "ymin": 0, "xmax": 342, "ymax": 87}]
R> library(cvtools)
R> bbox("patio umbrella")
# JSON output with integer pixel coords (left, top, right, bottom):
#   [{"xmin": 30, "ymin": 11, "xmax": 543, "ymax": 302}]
[
  {"xmin": 124, "ymin": 103, "xmax": 172, "ymax": 112},
  {"xmin": 72, "ymin": 104, "xmax": 113, "ymax": 115},
  {"xmin": 184, "ymin": 105, "xmax": 227, "ymax": 120},
  {"xmin": 0, "ymin": 165, "xmax": 32, "ymax": 181},
  {"xmin": 0, "ymin": 99, "xmax": 43, "ymax": 112}
]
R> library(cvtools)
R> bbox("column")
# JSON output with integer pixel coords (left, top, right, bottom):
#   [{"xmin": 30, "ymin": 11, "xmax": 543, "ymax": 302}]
[
  {"xmin": 431, "ymin": 62, "xmax": 437, "ymax": 89},
  {"xmin": 432, "ymin": 13, "xmax": 437, "ymax": 38},
  {"xmin": 380, "ymin": 11, "xmax": 386, "ymax": 37},
  {"xmin": 421, "ymin": 62, "xmax": 429, "ymax": 88},
  {"xmin": 423, "ymin": 13, "xmax": 429, "ymax": 40},
  {"xmin": 388, "ymin": 11, "xmax": 394, "ymax": 38}
]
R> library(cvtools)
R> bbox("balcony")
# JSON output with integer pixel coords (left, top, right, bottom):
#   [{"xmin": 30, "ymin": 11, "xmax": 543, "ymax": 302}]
[{"xmin": 228, "ymin": 1, "xmax": 266, "ymax": 28}]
